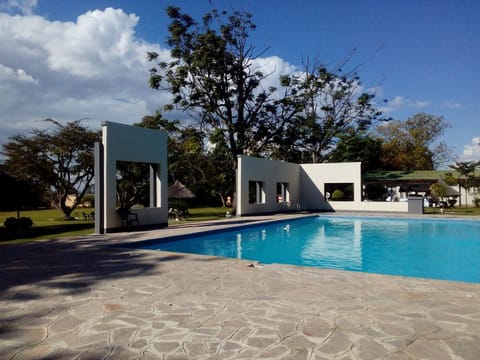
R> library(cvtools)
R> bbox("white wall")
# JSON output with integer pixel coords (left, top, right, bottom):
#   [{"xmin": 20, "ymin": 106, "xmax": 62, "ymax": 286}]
[
  {"xmin": 333, "ymin": 201, "xmax": 408, "ymax": 212},
  {"xmin": 237, "ymin": 156, "xmax": 409, "ymax": 215},
  {"xmin": 460, "ymin": 185, "xmax": 479, "ymax": 207},
  {"xmin": 237, "ymin": 155, "xmax": 300, "ymax": 215},
  {"xmin": 101, "ymin": 121, "xmax": 168, "ymax": 231},
  {"xmin": 300, "ymin": 162, "xmax": 362, "ymax": 210}
]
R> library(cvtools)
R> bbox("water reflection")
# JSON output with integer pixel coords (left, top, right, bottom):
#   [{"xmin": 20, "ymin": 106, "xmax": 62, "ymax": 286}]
[
  {"xmin": 236, "ymin": 233, "xmax": 242, "ymax": 259},
  {"xmin": 301, "ymin": 219, "xmax": 363, "ymax": 270},
  {"xmin": 143, "ymin": 216, "xmax": 480, "ymax": 283}
]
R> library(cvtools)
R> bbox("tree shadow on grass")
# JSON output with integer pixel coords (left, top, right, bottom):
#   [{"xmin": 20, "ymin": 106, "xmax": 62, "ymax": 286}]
[{"xmin": 0, "ymin": 223, "xmax": 94, "ymax": 241}]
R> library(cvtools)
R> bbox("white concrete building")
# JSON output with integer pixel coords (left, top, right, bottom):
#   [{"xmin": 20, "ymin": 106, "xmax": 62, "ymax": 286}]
[
  {"xmin": 236, "ymin": 155, "xmax": 409, "ymax": 216},
  {"xmin": 95, "ymin": 121, "xmax": 168, "ymax": 233}
]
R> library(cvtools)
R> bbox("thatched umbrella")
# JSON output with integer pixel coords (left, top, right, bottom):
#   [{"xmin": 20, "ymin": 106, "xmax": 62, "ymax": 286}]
[
  {"xmin": 168, "ymin": 181, "xmax": 196, "ymax": 218},
  {"xmin": 430, "ymin": 179, "xmax": 460, "ymax": 209},
  {"xmin": 436, "ymin": 179, "xmax": 460, "ymax": 197},
  {"xmin": 168, "ymin": 180, "xmax": 196, "ymax": 199}
]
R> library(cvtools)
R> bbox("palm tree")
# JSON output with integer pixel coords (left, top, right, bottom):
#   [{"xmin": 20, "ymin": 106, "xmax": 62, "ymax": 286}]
[{"xmin": 449, "ymin": 161, "xmax": 479, "ymax": 207}]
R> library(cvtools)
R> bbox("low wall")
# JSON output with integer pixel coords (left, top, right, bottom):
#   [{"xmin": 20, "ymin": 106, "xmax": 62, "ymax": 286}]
[
  {"xmin": 329, "ymin": 201, "xmax": 409, "ymax": 213},
  {"xmin": 130, "ymin": 208, "xmax": 168, "ymax": 227}
]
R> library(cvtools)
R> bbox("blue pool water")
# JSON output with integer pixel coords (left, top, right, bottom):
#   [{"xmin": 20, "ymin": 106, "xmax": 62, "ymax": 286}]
[{"xmin": 140, "ymin": 216, "xmax": 480, "ymax": 283}]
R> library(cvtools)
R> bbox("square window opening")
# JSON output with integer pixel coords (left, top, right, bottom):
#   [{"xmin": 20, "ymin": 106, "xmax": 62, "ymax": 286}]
[
  {"xmin": 276, "ymin": 182, "xmax": 290, "ymax": 203},
  {"xmin": 325, "ymin": 183, "xmax": 354, "ymax": 202},
  {"xmin": 249, "ymin": 180, "xmax": 265, "ymax": 204}
]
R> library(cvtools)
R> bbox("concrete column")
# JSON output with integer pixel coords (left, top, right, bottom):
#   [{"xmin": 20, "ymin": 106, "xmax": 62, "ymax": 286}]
[{"xmin": 94, "ymin": 142, "xmax": 104, "ymax": 234}]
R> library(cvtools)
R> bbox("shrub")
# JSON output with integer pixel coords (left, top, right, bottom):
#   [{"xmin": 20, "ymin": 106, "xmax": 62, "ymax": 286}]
[
  {"xmin": 3, "ymin": 217, "xmax": 33, "ymax": 232},
  {"xmin": 18, "ymin": 217, "xmax": 33, "ymax": 229},
  {"xmin": 3, "ymin": 217, "xmax": 17, "ymax": 232},
  {"xmin": 331, "ymin": 189, "xmax": 344, "ymax": 201}
]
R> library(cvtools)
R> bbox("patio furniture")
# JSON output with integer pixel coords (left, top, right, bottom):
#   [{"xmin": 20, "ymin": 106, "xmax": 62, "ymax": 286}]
[{"xmin": 117, "ymin": 208, "xmax": 139, "ymax": 230}]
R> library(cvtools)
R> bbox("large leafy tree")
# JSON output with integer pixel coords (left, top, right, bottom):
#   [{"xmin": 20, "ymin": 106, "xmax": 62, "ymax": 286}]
[
  {"xmin": 327, "ymin": 130, "xmax": 384, "ymax": 171},
  {"xmin": 148, "ymin": 6, "xmax": 305, "ymax": 168},
  {"xmin": 147, "ymin": 6, "xmax": 384, "ymax": 206},
  {"xmin": 135, "ymin": 114, "xmax": 208, "ymax": 187},
  {"xmin": 136, "ymin": 114, "xmax": 234, "ymax": 206},
  {"xmin": 274, "ymin": 62, "xmax": 384, "ymax": 163},
  {"xmin": 148, "ymin": 7, "xmax": 382, "ymax": 167},
  {"xmin": 0, "ymin": 164, "xmax": 48, "ymax": 213},
  {"xmin": 205, "ymin": 129, "xmax": 236, "ymax": 206},
  {"xmin": 1, "ymin": 119, "xmax": 100, "ymax": 218},
  {"xmin": 116, "ymin": 161, "xmax": 151, "ymax": 210},
  {"xmin": 376, "ymin": 113, "xmax": 452, "ymax": 170}
]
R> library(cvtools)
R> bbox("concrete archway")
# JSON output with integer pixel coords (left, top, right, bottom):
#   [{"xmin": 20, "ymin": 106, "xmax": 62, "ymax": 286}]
[{"xmin": 94, "ymin": 121, "xmax": 168, "ymax": 233}]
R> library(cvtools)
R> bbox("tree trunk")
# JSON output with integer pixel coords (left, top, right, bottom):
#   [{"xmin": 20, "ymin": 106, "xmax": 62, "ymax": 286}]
[
  {"xmin": 231, "ymin": 191, "xmax": 237, "ymax": 215},
  {"xmin": 218, "ymin": 194, "xmax": 226, "ymax": 207},
  {"xmin": 60, "ymin": 194, "xmax": 74, "ymax": 219},
  {"xmin": 458, "ymin": 184, "xmax": 462, "ymax": 207}
]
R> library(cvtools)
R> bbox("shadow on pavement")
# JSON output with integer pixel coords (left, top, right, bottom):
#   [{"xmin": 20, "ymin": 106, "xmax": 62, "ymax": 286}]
[{"xmin": 0, "ymin": 236, "xmax": 184, "ymax": 298}]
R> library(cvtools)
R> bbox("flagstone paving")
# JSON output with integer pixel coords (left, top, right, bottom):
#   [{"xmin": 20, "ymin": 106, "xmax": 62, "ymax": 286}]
[{"xmin": 1, "ymin": 215, "xmax": 480, "ymax": 359}]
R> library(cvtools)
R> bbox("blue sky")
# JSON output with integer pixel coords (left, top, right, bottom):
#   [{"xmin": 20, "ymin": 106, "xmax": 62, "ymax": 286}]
[{"xmin": 0, "ymin": 0, "xmax": 479, "ymax": 162}]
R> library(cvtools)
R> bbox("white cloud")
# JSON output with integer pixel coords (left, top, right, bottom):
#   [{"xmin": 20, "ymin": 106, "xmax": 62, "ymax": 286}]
[
  {"xmin": 444, "ymin": 101, "xmax": 463, "ymax": 109},
  {"xmin": 458, "ymin": 136, "xmax": 480, "ymax": 162},
  {"xmin": 0, "ymin": 7, "xmax": 391, "ymax": 151},
  {"xmin": 0, "ymin": 8, "xmax": 172, "ymax": 146},
  {"xmin": 414, "ymin": 101, "xmax": 430, "ymax": 108},
  {"xmin": 0, "ymin": 7, "xmax": 304, "ymax": 149},
  {"xmin": 44, "ymin": 8, "xmax": 147, "ymax": 78},
  {"xmin": 0, "ymin": 0, "xmax": 37, "ymax": 15},
  {"xmin": 0, "ymin": 63, "xmax": 38, "ymax": 84},
  {"xmin": 0, "ymin": 8, "xmax": 305, "ymax": 150},
  {"xmin": 379, "ymin": 95, "xmax": 404, "ymax": 113},
  {"xmin": 366, "ymin": 85, "xmax": 383, "ymax": 95},
  {"xmin": 252, "ymin": 56, "xmax": 298, "ymax": 76},
  {"xmin": 379, "ymin": 95, "xmax": 430, "ymax": 113},
  {"xmin": 251, "ymin": 55, "xmax": 299, "ymax": 95},
  {"xmin": 390, "ymin": 95, "xmax": 405, "ymax": 106}
]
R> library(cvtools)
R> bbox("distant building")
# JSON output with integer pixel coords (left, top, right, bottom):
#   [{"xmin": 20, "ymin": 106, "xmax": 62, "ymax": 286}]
[{"xmin": 364, "ymin": 170, "xmax": 479, "ymax": 207}]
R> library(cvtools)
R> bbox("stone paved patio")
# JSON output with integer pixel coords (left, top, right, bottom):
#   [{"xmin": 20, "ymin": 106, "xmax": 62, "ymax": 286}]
[{"xmin": 2, "ymin": 214, "xmax": 480, "ymax": 359}]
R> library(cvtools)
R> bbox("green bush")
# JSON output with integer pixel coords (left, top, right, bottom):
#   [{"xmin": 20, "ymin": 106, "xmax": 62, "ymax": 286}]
[
  {"xmin": 331, "ymin": 189, "xmax": 344, "ymax": 200},
  {"xmin": 19, "ymin": 217, "xmax": 33, "ymax": 229},
  {"xmin": 3, "ymin": 217, "xmax": 17, "ymax": 232},
  {"xmin": 3, "ymin": 217, "xmax": 33, "ymax": 232}
]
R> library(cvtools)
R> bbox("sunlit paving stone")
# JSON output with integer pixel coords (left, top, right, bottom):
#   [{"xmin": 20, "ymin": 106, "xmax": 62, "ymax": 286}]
[{"xmin": 1, "ymin": 214, "xmax": 480, "ymax": 359}]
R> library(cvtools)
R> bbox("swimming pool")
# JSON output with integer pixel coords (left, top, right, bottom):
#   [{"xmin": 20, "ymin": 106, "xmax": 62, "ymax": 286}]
[{"xmin": 139, "ymin": 216, "xmax": 480, "ymax": 283}]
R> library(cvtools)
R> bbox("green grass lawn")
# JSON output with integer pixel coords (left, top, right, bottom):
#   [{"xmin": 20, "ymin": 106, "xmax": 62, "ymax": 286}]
[
  {"xmin": 0, "ymin": 207, "xmax": 232, "ymax": 243},
  {"xmin": 424, "ymin": 206, "xmax": 480, "ymax": 216},
  {"xmin": 0, "ymin": 208, "xmax": 96, "ymax": 243},
  {"xmin": 179, "ymin": 207, "xmax": 231, "ymax": 221}
]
